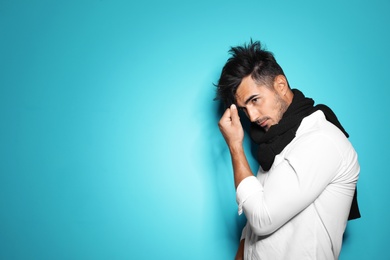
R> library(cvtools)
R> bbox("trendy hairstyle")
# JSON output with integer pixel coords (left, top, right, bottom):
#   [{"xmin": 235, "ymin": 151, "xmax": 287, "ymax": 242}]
[{"xmin": 215, "ymin": 40, "xmax": 288, "ymax": 107}]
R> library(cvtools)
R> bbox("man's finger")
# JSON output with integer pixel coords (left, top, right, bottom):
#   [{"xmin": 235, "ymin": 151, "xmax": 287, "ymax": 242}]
[
  {"xmin": 230, "ymin": 104, "xmax": 240, "ymax": 123},
  {"xmin": 218, "ymin": 107, "xmax": 231, "ymax": 128},
  {"xmin": 221, "ymin": 107, "xmax": 232, "ymax": 121}
]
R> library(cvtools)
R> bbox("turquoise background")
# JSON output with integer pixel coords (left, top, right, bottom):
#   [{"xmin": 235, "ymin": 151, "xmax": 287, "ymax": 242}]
[{"xmin": 1, "ymin": 0, "xmax": 389, "ymax": 259}]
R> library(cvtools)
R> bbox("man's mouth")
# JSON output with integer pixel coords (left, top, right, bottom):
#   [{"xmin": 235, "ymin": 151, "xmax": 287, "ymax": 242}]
[{"xmin": 257, "ymin": 118, "xmax": 268, "ymax": 128}]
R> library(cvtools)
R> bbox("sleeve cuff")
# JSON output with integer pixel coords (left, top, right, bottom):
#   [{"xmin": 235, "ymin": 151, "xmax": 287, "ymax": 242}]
[{"xmin": 236, "ymin": 176, "xmax": 263, "ymax": 215}]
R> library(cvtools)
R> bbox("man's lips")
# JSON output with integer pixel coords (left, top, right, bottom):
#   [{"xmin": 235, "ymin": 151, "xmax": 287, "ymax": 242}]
[{"xmin": 257, "ymin": 118, "xmax": 268, "ymax": 128}]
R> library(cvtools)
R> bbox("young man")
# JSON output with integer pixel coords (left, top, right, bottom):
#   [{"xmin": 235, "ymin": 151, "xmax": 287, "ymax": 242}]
[{"xmin": 216, "ymin": 41, "xmax": 360, "ymax": 259}]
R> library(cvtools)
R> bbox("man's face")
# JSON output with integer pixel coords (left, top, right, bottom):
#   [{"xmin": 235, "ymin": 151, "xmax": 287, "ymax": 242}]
[{"xmin": 235, "ymin": 75, "xmax": 289, "ymax": 131}]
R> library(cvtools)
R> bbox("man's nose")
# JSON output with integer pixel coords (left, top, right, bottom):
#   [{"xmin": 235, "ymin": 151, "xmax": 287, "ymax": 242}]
[{"xmin": 247, "ymin": 108, "xmax": 259, "ymax": 122}]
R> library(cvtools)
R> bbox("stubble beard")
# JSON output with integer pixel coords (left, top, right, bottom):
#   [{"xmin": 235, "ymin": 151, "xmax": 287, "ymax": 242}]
[{"xmin": 275, "ymin": 92, "xmax": 289, "ymax": 123}]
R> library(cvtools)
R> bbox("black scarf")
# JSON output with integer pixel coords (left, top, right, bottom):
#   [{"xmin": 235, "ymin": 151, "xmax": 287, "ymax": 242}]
[{"xmin": 250, "ymin": 89, "xmax": 360, "ymax": 220}]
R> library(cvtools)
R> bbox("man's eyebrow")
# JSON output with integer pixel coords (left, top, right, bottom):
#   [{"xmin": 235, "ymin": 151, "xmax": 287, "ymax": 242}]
[{"xmin": 244, "ymin": 94, "xmax": 259, "ymax": 105}]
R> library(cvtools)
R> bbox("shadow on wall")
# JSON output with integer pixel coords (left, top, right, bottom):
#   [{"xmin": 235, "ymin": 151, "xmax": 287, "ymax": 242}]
[
  {"xmin": 207, "ymin": 90, "xmax": 247, "ymax": 246},
  {"xmin": 194, "ymin": 67, "xmax": 256, "ymax": 255}
]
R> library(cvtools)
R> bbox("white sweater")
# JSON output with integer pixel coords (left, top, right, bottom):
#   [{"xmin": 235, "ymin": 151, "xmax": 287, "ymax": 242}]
[{"xmin": 236, "ymin": 111, "xmax": 360, "ymax": 260}]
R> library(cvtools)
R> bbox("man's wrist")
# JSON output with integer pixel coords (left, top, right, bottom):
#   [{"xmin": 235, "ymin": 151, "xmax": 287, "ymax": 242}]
[{"xmin": 228, "ymin": 142, "xmax": 244, "ymax": 154}]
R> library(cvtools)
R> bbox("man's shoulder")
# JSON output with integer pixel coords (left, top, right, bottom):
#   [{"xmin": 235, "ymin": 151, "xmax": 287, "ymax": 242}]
[
  {"xmin": 297, "ymin": 110, "xmax": 346, "ymax": 139},
  {"xmin": 287, "ymin": 110, "xmax": 352, "ymax": 158}
]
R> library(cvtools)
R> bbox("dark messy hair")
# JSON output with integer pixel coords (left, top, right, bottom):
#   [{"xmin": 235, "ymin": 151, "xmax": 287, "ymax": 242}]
[{"xmin": 215, "ymin": 40, "xmax": 287, "ymax": 107}]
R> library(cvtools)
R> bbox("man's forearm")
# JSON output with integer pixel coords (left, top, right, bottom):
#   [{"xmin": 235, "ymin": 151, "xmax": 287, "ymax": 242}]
[
  {"xmin": 235, "ymin": 239, "xmax": 245, "ymax": 260},
  {"xmin": 229, "ymin": 144, "xmax": 254, "ymax": 189},
  {"xmin": 218, "ymin": 104, "xmax": 254, "ymax": 189}
]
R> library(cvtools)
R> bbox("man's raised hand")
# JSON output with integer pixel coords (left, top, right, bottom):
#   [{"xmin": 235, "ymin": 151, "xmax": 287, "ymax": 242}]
[{"xmin": 218, "ymin": 104, "xmax": 244, "ymax": 149}]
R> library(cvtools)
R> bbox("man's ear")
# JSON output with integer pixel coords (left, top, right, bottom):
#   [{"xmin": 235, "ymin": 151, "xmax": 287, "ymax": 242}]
[{"xmin": 274, "ymin": 75, "xmax": 288, "ymax": 96}]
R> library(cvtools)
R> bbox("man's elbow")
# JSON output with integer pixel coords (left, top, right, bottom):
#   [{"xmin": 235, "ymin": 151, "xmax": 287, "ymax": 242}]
[
  {"xmin": 246, "ymin": 211, "xmax": 278, "ymax": 236},
  {"xmin": 241, "ymin": 195, "xmax": 282, "ymax": 236},
  {"xmin": 249, "ymin": 222, "xmax": 277, "ymax": 237}
]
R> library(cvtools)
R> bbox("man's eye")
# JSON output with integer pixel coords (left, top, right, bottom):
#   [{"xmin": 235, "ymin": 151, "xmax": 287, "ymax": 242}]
[{"xmin": 252, "ymin": 98, "xmax": 258, "ymax": 103}]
